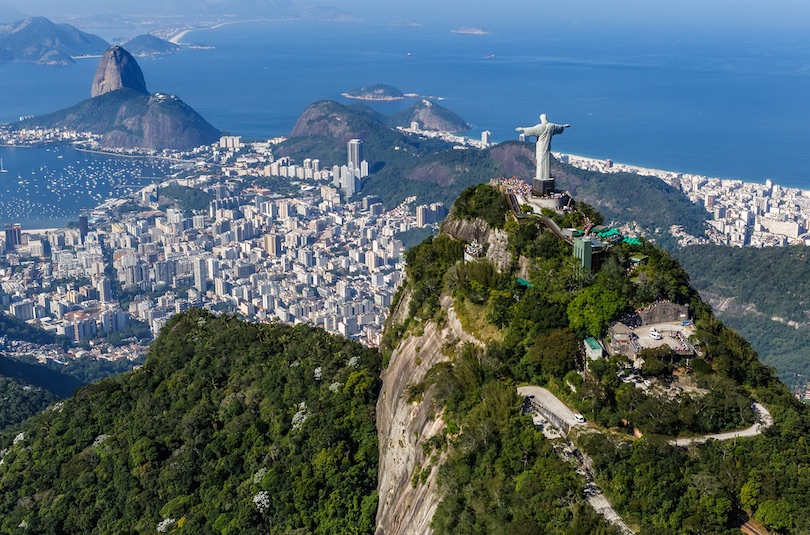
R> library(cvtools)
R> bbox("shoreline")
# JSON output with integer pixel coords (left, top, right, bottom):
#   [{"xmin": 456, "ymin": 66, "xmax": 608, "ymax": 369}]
[
  {"xmin": 553, "ymin": 150, "xmax": 785, "ymax": 190},
  {"xmin": 73, "ymin": 147, "xmax": 185, "ymax": 163},
  {"xmin": 168, "ymin": 30, "xmax": 191, "ymax": 44},
  {"xmin": 169, "ymin": 18, "xmax": 289, "ymax": 44}
]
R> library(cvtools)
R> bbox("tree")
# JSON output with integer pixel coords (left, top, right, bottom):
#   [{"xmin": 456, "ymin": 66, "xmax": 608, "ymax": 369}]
[
  {"xmin": 567, "ymin": 285, "xmax": 627, "ymax": 338},
  {"xmin": 754, "ymin": 500, "xmax": 793, "ymax": 532},
  {"xmin": 523, "ymin": 328, "xmax": 579, "ymax": 378}
]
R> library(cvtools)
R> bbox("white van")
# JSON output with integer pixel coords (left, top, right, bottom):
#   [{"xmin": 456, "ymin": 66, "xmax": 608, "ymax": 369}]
[
  {"xmin": 649, "ymin": 328, "xmax": 662, "ymax": 340},
  {"xmin": 573, "ymin": 413, "xmax": 586, "ymax": 424}
]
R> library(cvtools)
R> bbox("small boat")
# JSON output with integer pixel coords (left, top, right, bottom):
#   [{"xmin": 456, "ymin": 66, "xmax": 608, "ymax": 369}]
[{"xmin": 0, "ymin": 159, "xmax": 7, "ymax": 173}]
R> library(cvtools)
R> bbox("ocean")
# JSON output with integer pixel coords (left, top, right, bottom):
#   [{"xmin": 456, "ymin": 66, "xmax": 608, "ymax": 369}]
[{"xmin": 0, "ymin": 20, "xmax": 808, "ymax": 226}]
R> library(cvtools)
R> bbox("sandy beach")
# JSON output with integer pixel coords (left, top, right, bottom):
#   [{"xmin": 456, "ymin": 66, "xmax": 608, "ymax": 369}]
[
  {"xmin": 170, "ymin": 19, "xmax": 280, "ymax": 44},
  {"xmin": 168, "ymin": 29, "xmax": 192, "ymax": 44}
]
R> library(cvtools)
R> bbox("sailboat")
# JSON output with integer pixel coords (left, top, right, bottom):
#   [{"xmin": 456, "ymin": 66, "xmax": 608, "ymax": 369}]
[{"xmin": 0, "ymin": 158, "xmax": 7, "ymax": 173}]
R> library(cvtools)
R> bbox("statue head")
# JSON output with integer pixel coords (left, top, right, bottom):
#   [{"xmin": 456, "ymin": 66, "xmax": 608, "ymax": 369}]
[{"xmin": 539, "ymin": 114, "xmax": 548, "ymax": 124}]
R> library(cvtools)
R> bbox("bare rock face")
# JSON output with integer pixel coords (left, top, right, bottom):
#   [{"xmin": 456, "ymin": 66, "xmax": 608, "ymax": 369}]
[
  {"xmin": 375, "ymin": 291, "xmax": 449, "ymax": 535},
  {"xmin": 91, "ymin": 46, "xmax": 148, "ymax": 98},
  {"xmin": 441, "ymin": 214, "xmax": 513, "ymax": 272}
]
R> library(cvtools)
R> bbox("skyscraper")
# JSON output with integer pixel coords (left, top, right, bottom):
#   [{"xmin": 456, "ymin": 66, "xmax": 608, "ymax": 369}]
[
  {"xmin": 4, "ymin": 224, "xmax": 21, "ymax": 249},
  {"xmin": 263, "ymin": 233, "xmax": 283, "ymax": 257},
  {"xmin": 98, "ymin": 277, "xmax": 113, "ymax": 303},
  {"xmin": 347, "ymin": 139, "xmax": 363, "ymax": 168},
  {"xmin": 193, "ymin": 257, "xmax": 207, "ymax": 293},
  {"xmin": 79, "ymin": 215, "xmax": 89, "ymax": 243}
]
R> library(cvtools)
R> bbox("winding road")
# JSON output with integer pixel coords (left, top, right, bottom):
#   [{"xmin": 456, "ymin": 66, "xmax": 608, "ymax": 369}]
[
  {"xmin": 669, "ymin": 402, "xmax": 773, "ymax": 447},
  {"xmin": 518, "ymin": 385, "xmax": 775, "ymax": 534},
  {"xmin": 518, "ymin": 386, "xmax": 634, "ymax": 534}
]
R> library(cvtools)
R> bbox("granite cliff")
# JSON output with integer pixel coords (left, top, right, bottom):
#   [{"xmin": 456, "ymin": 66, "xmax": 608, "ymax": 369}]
[
  {"xmin": 375, "ymin": 212, "xmax": 517, "ymax": 534},
  {"xmin": 90, "ymin": 46, "xmax": 148, "ymax": 97}
]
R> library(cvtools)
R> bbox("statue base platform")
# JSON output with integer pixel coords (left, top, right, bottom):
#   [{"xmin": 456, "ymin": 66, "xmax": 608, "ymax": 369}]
[
  {"xmin": 525, "ymin": 189, "xmax": 569, "ymax": 211},
  {"xmin": 532, "ymin": 178, "xmax": 555, "ymax": 196}
]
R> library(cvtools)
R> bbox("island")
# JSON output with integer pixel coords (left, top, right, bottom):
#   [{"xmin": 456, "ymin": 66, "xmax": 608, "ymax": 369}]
[
  {"xmin": 450, "ymin": 26, "xmax": 491, "ymax": 35},
  {"xmin": 342, "ymin": 84, "xmax": 406, "ymax": 101}
]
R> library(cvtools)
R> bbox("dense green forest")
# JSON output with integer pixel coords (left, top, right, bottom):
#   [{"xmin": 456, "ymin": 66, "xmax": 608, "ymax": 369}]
[
  {"xmin": 0, "ymin": 353, "xmax": 144, "ymax": 432},
  {"xmin": 0, "ymin": 311, "xmax": 381, "ymax": 534},
  {"xmin": 677, "ymin": 245, "xmax": 810, "ymax": 323},
  {"xmin": 0, "ymin": 376, "xmax": 57, "ymax": 429},
  {"xmin": 677, "ymin": 244, "xmax": 810, "ymax": 386},
  {"xmin": 385, "ymin": 184, "xmax": 810, "ymax": 534},
  {"xmin": 159, "ymin": 184, "xmax": 215, "ymax": 212}
]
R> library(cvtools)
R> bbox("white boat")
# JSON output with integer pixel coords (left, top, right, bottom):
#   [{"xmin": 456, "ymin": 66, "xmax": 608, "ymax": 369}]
[{"xmin": 0, "ymin": 158, "xmax": 7, "ymax": 173}]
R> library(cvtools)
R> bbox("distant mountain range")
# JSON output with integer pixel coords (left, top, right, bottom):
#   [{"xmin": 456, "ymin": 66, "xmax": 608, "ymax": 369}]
[
  {"xmin": 0, "ymin": 16, "xmax": 108, "ymax": 64},
  {"xmin": 16, "ymin": 45, "xmax": 221, "ymax": 151}
]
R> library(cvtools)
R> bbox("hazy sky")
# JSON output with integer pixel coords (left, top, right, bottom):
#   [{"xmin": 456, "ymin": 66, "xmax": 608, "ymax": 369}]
[
  {"xmin": 336, "ymin": 0, "xmax": 809, "ymax": 30},
  {"xmin": 3, "ymin": 0, "xmax": 809, "ymax": 35}
]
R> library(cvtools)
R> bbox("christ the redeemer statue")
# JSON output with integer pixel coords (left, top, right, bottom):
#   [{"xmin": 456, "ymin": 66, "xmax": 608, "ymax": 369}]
[{"xmin": 516, "ymin": 114, "xmax": 570, "ymax": 183}]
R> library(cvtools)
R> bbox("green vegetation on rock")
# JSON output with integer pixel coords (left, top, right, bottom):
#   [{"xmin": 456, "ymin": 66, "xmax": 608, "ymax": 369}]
[
  {"xmin": 452, "ymin": 183, "xmax": 509, "ymax": 228},
  {"xmin": 0, "ymin": 310, "xmax": 380, "ymax": 534},
  {"xmin": 392, "ymin": 184, "xmax": 810, "ymax": 534}
]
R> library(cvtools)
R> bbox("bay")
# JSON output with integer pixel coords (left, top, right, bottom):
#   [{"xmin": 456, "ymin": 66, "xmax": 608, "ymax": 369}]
[{"xmin": 0, "ymin": 145, "xmax": 175, "ymax": 229}]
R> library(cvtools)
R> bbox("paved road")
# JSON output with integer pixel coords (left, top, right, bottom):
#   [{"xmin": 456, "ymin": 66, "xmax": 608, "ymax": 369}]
[
  {"xmin": 518, "ymin": 385, "xmax": 634, "ymax": 534},
  {"xmin": 741, "ymin": 520, "xmax": 772, "ymax": 535},
  {"xmin": 517, "ymin": 385, "xmax": 774, "ymax": 534},
  {"xmin": 669, "ymin": 402, "xmax": 773, "ymax": 447},
  {"xmin": 517, "ymin": 385, "xmax": 587, "ymax": 429},
  {"xmin": 588, "ymin": 494, "xmax": 634, "ymax": 535}
]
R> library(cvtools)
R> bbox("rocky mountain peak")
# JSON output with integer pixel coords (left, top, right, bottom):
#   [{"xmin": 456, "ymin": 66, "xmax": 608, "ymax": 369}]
[{"xmin": 90, "ymin": 45, "xmax": 148, "ymax": 98}]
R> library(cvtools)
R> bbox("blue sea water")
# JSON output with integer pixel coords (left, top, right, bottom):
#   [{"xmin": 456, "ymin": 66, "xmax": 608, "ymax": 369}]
[
  {"xmin": 0, "ymin": 145, "xmax": 174, "ymax": 228},
  {"xmin": 0, "ymin": 20, "xmax": 808, "ymax": 226}
]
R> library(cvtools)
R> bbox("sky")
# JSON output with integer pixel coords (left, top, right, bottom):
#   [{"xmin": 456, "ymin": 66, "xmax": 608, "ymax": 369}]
[{"xmin": 2, "ymin": 0, "xmax": 809, "ymax": 36}]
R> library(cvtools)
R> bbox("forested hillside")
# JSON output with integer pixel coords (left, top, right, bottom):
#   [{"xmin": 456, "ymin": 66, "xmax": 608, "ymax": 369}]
[
  {"xmin": 382, "ymin": 184, "xmax": 810, "ymax": 534},
  {"xmin": 0, "ymin": 311, "xmax": 381, "ymax": 534},
  {"xmin": 678, "ymin": 244, "xmax": 810, "ymax": 386}
]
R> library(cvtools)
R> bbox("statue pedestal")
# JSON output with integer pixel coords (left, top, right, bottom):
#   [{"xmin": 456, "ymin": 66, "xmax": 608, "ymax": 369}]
[{"xmin": 531, "ymin": 177, "xmax": 555, "ymax": 197}]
